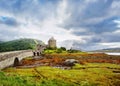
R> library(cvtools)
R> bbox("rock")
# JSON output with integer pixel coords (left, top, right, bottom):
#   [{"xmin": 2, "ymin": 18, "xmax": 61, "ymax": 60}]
[
  {"xmin": 64, "ymin": 59, "xmax": 78, "ymax": 67},
  {"xmin": 65, "ymin": 59, "xmax": 79, "ymax": 63}
]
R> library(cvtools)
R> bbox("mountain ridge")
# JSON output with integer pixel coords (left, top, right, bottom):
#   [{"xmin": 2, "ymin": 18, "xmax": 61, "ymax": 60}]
[
  {"xmin": 91, "ymin": 47, "xmax": 120, "ymax": 52},
  {"xmin": 0, "ymin": 38, "xmax": 44, "ymax": 52}
]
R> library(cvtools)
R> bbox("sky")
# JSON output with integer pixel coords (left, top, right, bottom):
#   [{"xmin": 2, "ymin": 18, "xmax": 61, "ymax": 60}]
[{"xmin": 0, "ymin": 0, "xmax": 120, "ymax": 51}]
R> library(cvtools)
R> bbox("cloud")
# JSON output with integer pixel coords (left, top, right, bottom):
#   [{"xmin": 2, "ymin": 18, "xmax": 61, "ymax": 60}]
[
  {"xmin": 58, "ymin": 0, "xmax": 120, "ymax": 50},
  {"xmin": 114, "ymin": 19, "xmax": 120, "ymax": 28},
  {"xmin": 0, "ymin": 16, "xmax": 19, "ymax": 26},
  {"xmin": 0, "ymin": 0, "xmax": 120, "ymax": 50}
]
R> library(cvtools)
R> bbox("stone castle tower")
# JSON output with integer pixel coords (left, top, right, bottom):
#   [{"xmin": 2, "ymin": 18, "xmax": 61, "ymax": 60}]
[{"xmin": 48, "ymin": 37, "xmax": 56, "ymax": 48}]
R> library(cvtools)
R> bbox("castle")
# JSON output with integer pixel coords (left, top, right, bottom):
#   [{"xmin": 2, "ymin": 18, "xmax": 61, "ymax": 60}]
[
  {"xmin": 48, "ymin": 37, "xmax": 56, "ymax": 48},
  {"xmin": 33, "ymin": 37, "xmax": 56, "ymax": 56}
]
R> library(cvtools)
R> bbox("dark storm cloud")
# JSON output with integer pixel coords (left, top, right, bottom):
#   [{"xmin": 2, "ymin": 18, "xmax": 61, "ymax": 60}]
[
  {"xmin": 0, "ymin": 16, "xmax": 19, "ymax": 26},
  {"xmin": 71, "ymin": 17, "xmax": 119, "ymax": 35},
  {"xmin": 0, "ymin": 0, "xmax": 61, "ymax": 20},
  {"xmin": 62, "ymin": 0, "xmax": 120, "ymax": 32}
]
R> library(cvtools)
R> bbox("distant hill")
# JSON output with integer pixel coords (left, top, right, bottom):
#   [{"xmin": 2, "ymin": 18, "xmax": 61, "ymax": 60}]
[
  {"xmin": 0, "ymin": 38, "xmax": 44, "ymax": 52},
  {"xmin": 0, "ymin": 40, "xmax": 3, "ymax": 43},
  {"xmin": 91, "ymin": 48, "xmax": 120, "ymax": 52}
]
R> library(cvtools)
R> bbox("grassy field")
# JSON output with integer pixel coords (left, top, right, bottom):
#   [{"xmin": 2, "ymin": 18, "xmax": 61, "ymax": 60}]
[{"xmin": 1, "ymin": 63, "xmax": 120, "ymax": 86}]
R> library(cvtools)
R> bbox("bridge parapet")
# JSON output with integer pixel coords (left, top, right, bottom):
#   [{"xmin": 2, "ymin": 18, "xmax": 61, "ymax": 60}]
[
  {"xmin": 0, "ymin": 50, "xmax": 33, "ymax": 70},
  {"xmin": 0, "ymin": 50, "xmax": 32, "ymax": 61}
]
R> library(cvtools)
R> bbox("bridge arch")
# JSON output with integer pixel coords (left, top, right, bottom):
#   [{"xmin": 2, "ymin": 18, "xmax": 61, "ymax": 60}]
[{"xmin": 13, "ymin": 57, "xmax": 19, "ymax": 67}]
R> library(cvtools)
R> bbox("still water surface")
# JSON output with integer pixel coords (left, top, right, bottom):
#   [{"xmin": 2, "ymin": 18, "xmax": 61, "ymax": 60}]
[{"xmin": 106, "ymin": 52, "xmax": 120, "ymax": 55}]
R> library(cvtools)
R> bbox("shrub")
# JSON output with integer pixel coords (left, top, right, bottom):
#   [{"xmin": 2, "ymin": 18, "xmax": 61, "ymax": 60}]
[
  {"xmin": 56, "ymin": 48, "xmax": 62, "ymax": 53},
  {"xmin": 60, "ymin": 47, "xmax": 66, "ymax": 51}
]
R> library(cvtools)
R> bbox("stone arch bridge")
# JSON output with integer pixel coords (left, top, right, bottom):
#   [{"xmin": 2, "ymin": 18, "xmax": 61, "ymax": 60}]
[{"xmin": 0, "ymin": 50, "xmax": 33, "ymax": 70}]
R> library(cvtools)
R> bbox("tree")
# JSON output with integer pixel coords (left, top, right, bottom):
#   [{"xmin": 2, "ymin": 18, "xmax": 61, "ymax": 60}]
[
  {"xmin": 67, "ymin": 49, "xmax": 81, "ymax": 53},
  {"xmin": 60, "ymin": 47, "xmax": 66, "ymax": 51}
]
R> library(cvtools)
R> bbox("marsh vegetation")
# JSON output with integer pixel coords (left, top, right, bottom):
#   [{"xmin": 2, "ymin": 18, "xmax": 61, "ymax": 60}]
[{"xmin": 1, "ymin": 52, "xmax": 120, "ymax": 86}]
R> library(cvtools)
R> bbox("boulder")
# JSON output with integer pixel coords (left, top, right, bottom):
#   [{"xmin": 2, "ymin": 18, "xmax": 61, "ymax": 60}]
[{"xmin": 64, "ymin": 59, "xmax": 78, "ymax": 67}]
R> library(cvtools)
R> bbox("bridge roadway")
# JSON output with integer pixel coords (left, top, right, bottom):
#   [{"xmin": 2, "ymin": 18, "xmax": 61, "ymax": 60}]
[{"xmin": 0, "ymin": 50, "xmax": 33, "ymax": 70}]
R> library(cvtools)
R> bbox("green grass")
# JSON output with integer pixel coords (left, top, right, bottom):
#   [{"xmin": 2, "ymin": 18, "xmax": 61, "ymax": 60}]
[
  {"xmin": 1, "ymin": 63, "xmax": 120, "ymax": 86},
  {"xmin": 74, "ymin": 63, "xmax": 120, "ymax": 69},
  {"xmin": 0, "ymin": 71, "xmax": 74, "ymax": 86},
  {"xmin": 43, "ymin": 48, "xmax": 87, "ymax": 54}
]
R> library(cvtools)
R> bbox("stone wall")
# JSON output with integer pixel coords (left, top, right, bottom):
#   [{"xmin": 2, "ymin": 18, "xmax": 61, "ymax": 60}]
[{"xmin": 0, "ymin": 50, "xmax": 33, "ymax": 70}]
